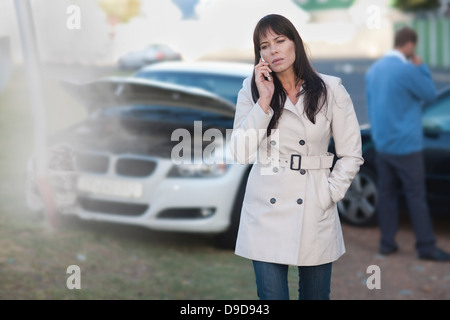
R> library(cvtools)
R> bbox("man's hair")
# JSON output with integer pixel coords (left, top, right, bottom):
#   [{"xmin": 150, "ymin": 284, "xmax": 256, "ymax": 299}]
[{"xmin": 394, "ymin": 27, "xmax": 418, "ymax": 47}]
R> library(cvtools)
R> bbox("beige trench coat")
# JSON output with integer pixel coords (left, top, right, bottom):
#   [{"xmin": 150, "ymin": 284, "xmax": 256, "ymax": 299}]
[{"xmin": 229, "ymin": 74, "xmax": 364, "ymax": 266}]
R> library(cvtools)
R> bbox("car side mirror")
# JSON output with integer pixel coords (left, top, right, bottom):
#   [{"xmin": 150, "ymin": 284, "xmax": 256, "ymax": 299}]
[{"xmin": 423, "ymin": 125, "xmax": 441, "ymax": 139}]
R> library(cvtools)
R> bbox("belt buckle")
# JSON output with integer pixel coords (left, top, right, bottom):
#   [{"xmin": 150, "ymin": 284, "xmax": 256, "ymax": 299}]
[{"xmin": 290, "ymin": 154, "xmax": 301, "ymax": 171}]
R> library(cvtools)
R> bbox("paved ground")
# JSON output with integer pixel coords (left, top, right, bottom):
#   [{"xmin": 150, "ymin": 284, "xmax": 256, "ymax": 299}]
[{"xmin": 331, "ymin": 214, "xmax": 450, "ymax": 300}]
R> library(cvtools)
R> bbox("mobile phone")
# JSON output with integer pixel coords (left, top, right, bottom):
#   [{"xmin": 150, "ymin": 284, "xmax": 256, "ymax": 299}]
[{"xmin": 260, "ymin": 52, "xmax": 272, "ymax": 81}]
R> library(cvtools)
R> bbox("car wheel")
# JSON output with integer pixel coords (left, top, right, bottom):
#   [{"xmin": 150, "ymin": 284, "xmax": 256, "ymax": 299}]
[
  {"xmin": 338, "ymin": 166, "xmax": 378, "ymax": 227},
  {"xmin": 214, "ymin": 169, "xmax": 250, "ymax": 250}
]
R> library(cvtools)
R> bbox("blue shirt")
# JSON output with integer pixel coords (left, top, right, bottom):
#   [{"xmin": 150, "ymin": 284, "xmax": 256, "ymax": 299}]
[{"xmin": 365, "ymin": 50, "xmax": 437, "ymax": 155}]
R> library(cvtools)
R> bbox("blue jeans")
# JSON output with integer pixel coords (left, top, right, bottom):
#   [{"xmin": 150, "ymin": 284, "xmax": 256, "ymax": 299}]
[{"xmin": 252, "ymin": 260, "xmax": 332, "ymax": 300}]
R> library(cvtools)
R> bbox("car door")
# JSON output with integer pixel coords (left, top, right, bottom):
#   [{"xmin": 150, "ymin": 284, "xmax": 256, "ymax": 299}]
[{"xmin": 422, "ymin": 90, "xmax": 450, "ymax": 207}]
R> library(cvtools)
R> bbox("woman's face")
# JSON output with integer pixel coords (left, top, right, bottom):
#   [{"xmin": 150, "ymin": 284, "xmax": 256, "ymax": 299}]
[{"xmin": 259, "ymin": 28, "xmax": 296, "ymax": 75}]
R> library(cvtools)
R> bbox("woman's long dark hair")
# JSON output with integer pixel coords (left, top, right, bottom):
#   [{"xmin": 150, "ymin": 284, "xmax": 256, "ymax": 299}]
[{"xmin": 251, "ymin": 14, "xmax": 327, "ymax": 135}]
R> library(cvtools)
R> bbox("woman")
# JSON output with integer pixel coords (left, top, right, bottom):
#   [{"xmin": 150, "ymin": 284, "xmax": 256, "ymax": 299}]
[{"xmin": 229, "ymin": 14, "xmax": 364, "ymax": 300}]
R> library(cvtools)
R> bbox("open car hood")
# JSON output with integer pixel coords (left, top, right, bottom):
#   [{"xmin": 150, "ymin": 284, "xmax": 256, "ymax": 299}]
[{"xmin": 62, "ymin": 77, "xmax": 236, "ymax": 118}]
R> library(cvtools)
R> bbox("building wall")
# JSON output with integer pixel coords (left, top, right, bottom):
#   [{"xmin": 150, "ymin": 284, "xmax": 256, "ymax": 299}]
[{"xmin": 396, "ymin": 18, "xmax": 450, "ymax": 68}]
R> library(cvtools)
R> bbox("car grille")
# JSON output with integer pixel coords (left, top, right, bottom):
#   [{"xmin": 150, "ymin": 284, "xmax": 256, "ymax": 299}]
[
  {"xmin": 116, "ymin": 158, "xmax": 157, "ymax": 177},
  {"xmin": 75, "ymin": 152, "xmax": 157, "ymax": 177},
  {"xmin": 157, "ymin": 208, "xmax": 216, "ymax": 219},
  {"xmin": 76, "ymin": 152, "xmax": 109, "ymax": 173},
  {"xmin": 78, "ymin": 197, "xmax": 148, "ymax": 216}
]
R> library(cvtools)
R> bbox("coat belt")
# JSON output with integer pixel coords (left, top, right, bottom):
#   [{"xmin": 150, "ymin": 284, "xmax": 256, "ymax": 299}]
[{"xmin": 264, "ymin": 152, "xmax": 335, "ymax": 170}]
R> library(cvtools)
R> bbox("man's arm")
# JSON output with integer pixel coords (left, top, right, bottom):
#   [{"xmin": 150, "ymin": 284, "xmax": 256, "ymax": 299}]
[{"xmin": 404, "ymin": 54, "xmax": 437, "ymax": 103}]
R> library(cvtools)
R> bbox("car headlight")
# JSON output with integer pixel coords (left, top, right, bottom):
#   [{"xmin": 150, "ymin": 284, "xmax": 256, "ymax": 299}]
[{"xmin": 167, "ymin": 163, "xmax": 230, "ymax": 178}]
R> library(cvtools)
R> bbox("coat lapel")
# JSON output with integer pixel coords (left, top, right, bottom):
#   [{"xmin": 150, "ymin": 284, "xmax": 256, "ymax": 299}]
[{"xmin": 283, "ymin": 93, "xmax": 304, "ymax": 119}]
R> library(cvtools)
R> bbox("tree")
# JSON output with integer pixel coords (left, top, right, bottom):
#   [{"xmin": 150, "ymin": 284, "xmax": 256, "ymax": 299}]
[
  {"xmin": 98, "ymin": 0, "xmax": 141, "ymax": 39},
  {"xmin": 98, "ymin": 0, "xmax": 140, "ymax": 23},
  {"xmin": 392, "ymin": 0, "xmax": 440, "ymax": 11}
]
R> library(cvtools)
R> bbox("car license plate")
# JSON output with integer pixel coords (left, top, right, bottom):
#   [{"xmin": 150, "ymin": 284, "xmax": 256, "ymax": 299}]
[{"xmin": 77, "ymin": 175, "xmax": 143, "ymax": 199}]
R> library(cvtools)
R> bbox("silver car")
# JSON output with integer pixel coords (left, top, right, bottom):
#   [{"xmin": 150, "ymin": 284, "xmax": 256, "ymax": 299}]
[{"xmin": 26, "ymin": 61, "xmax": 254, "ymax": 249}]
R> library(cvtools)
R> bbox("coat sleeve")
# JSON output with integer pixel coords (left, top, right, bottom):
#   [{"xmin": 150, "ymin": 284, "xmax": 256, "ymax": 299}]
[
  {"xmin": 228, "ymin": 78, "xmax": 274, "ymax": 164},
  {"xmin": 328, "ymin": 79, "xmax": 365, "ymax": 203}
]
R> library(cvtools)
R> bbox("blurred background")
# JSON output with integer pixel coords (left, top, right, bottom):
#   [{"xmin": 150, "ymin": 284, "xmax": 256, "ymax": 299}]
[{"xmin": 0, "ymin": 0, "xmax": 449, "ymax": 300}]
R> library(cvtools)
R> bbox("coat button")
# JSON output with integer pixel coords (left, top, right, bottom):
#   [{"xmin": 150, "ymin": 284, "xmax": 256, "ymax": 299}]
[
  {"xmin": 270, "ymin": 198, "xmax": 276, "ymax": 204},
  {"xmin": 273, "ymin": 167, "xmax": 279, "ymax": 173},
  {"xmin": 299, "ymin": 140, "xmax": 305, "ymax": 146},
  {"xmin": 297, "ymin": 198, "xmax": 303, "ymax": 205},
  {"xmin": 300, "ymin": 169, "xmax": 306, "ymax": 175},
  {"xmin": 270, "ymin": 140, "xmax": 276, "ymax": 146}
]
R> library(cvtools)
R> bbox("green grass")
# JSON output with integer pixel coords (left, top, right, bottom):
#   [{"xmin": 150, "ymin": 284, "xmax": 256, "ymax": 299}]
[{"xmin": 0, "ymin": 65, "xmax": 303, "ymax": 300}]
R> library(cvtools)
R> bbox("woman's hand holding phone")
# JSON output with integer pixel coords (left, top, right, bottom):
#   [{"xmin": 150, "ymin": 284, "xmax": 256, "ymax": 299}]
[{"xmin": 255, "ymin": 55, "xmax": 274, "ymax": 114}]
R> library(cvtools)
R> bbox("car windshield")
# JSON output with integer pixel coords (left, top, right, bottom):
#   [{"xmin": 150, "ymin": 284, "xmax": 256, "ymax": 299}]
[
  {"xmin": 134, "ymin": 70, "xmax": 245, "ymax": 104},
  {"xmin": 100, "ymin": 104, "xmax": 224, "ymax": 118},
  {"xmin": 97, "ymin": 104, "xmax": 232, "ymax": 124},
  {"xmin": 423, "ymin": 91, "xmax": 450, "ymax": 132}
]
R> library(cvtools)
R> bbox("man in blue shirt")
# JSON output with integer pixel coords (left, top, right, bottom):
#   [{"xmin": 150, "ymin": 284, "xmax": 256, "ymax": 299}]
[{"xmin": 365, "ymin": 27, "xmax": 450, "ymax": 261}]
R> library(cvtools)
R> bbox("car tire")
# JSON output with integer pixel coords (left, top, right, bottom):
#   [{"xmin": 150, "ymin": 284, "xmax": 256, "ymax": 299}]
[
  {"xmin": 214, "ymin": 169, "xmax": 250, "ymax": 250},
  {"xmin": 338, "ymin": 166, "xmax": 378, "ymax": 227}
]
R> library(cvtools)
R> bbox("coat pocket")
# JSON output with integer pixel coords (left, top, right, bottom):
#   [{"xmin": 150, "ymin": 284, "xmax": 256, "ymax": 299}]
[{"xmin": 318, "ymin": 169, "xmax": 334, "ymax": 213}]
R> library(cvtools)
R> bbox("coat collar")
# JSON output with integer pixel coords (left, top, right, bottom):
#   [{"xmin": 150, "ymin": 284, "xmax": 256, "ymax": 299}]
[
  {"xmin": 283, "ymin": 95, "xmax": 303, "ymax": 118},
  {"xmin": 283, "ymin": 84, "xmax": 306, "ymax": 119},
  {"xmin": 385, "ymin": 49, "xmax": 408, "ymax": 64}
]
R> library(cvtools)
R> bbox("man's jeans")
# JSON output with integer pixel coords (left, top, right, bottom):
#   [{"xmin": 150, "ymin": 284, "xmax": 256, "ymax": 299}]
[
  {"xmin": 252, "ymin": 260, "xmax": 332, "ymax": 300},
  {"xmin": 375, "ymin": 151, "xmax": 436, "ymax": 255}
]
